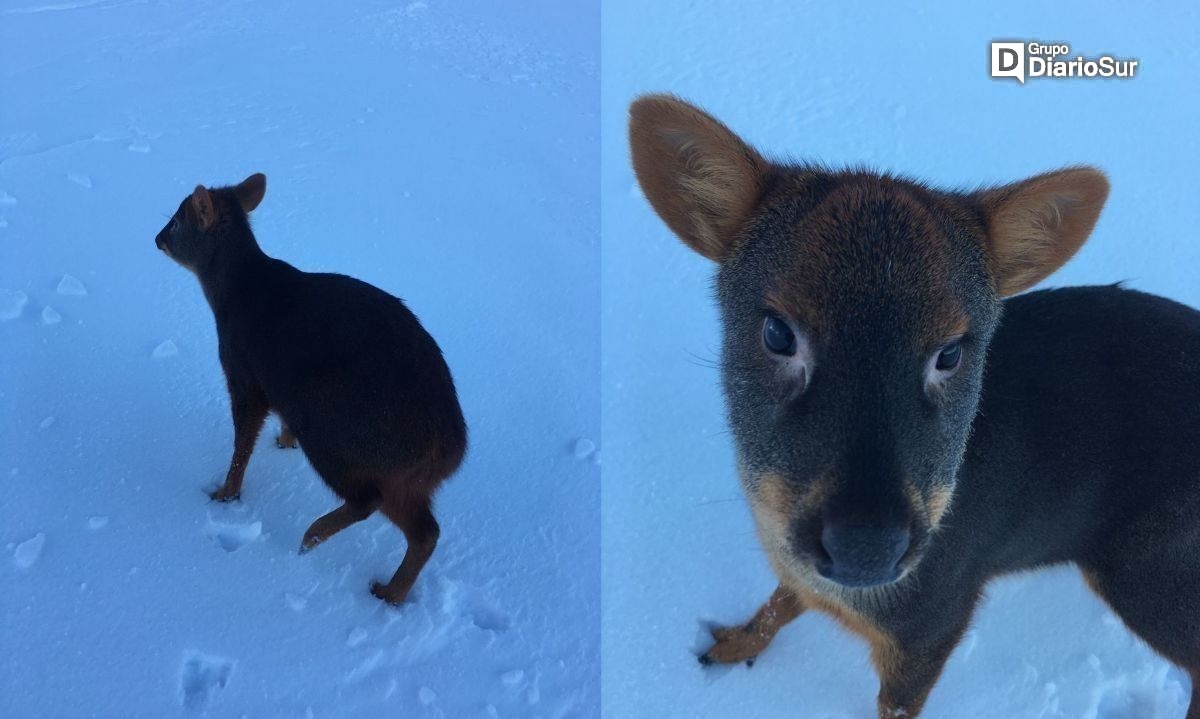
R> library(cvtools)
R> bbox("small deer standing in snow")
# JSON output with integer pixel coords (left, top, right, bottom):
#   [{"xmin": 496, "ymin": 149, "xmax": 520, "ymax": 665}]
[
  {"xmin": 630, "ymin": 95, "xmax": 1200, "ymax": 717},
  {"xmin": 156, "ymin": 174, "xmax": 466, "ymax": 605}
]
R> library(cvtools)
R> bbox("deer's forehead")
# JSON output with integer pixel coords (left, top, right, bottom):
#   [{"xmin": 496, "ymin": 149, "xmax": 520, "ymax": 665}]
[{"xmin": 725, "ymin": 182, "xmax": 976, "ymax": 343}]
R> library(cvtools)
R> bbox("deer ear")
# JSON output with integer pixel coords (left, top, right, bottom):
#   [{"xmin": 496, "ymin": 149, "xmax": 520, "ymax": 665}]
[
  {"xmin": 629, "ymin": 94, "xmax": 769, "ymax": 262},
  {"xmin": 975, "ymin": 167, "xmax": 1109, "ymax": 297},
  {"xmin": 190, "ymin": 185, "xmax": 217, "ymax": 230},
  {"xmin": 234, "ymin": 173, "xmax": 266, "ymax": 213}
]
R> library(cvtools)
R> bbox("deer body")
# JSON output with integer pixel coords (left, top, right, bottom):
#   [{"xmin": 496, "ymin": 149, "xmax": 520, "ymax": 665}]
[
  {"xmin": 156, "ymin": 174, "xmax": 465, "ymax": 605},
  {"xmin": 629, "ymin": 96, "xmax": 1200, "ymax": 716}
]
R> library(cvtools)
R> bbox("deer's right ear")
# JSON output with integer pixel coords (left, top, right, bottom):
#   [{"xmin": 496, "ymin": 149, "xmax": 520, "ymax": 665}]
[
  {"xmin": 629, "ymin": 94, "xmax": 768, "ymax": 262},
  {"xmin": 235, "ymin": 173, "xmax": 266, "ymax": 213},
  {"xmin": 190, "ymin": 185, "xmax": 217, "ymax": 231}
]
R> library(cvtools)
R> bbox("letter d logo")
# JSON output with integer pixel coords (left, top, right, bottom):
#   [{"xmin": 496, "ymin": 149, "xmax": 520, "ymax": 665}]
[{"xmin": 991, "ymin": 42, "xmax": 1025, "ymax": 83}]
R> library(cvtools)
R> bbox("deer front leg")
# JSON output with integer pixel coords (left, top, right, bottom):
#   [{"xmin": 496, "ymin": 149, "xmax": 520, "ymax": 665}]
[
  {"xmin": 699, "ymin": 584, "xmax": 805, "ymax": 666},
  {"xmin": 872, "ymin": 621, "xmax": 969, "ymax": 718},
  {"xmin": 210, "ymin": 388, "xmax": 268, "ymax": 502}
]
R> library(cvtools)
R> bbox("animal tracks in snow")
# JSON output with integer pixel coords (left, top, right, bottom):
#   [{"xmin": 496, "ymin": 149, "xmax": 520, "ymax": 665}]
[
  {"xmin": 204, "ymin": 516, "xmax": 262, "ymax": 553},
  {"xmin": 12, "ymin": 532, "xmax": 46, "ymax": 569},
  {"xmin": 56, "ymin": 274, "xmax": 87, "ymax": 297},
  {"xmin": 151, "ymin": 339, "xmax": 178, "ymax": 358},
  {"xmin": 179, "ymin": 651, "xmax": 234, "ymax": 711},
  {"xmin": 0, "ymin": 289, "xmax": 28, "ymax": 320}
]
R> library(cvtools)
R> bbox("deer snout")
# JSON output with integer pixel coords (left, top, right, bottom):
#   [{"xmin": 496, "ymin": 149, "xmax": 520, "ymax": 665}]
[{"xmin": 816, "ymin": 521, "xmax": 910, "ymax": 588}]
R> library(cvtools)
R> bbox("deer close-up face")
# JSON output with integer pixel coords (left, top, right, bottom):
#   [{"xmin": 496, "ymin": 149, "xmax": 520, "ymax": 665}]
[
  {"xmin": 630, "ymin": 95, "xmax": 1107, "ymax": 592},
  {"xmin": 716, "ymin": 172, "xmax": 1001, "ymax": 590}
]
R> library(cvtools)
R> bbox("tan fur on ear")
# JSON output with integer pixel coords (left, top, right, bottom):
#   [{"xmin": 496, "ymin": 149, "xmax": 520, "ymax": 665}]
[
  {"xmin": 235, "ymin": 173, "xmax": 266, "ymax": 213},
  {"xmin": 976, "ymin": 167, "xmax": 1109, "ymax": 296},
  {"xmin": 191, "ymin": 185, "xmax": 217, "ymax": 230},
  {"xmin": 629, "ymin": 94, "xmax": 768, "ymax": 262}
]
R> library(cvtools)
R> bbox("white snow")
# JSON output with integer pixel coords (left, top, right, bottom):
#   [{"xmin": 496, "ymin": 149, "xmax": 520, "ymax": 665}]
[
  {"xmin": 55, "ymin": 274, "xmax": 87, "ymax": 296},
  {"xmin": 179, "ymin": 651, "xmax": 235, "ymax": 712},
  {"xmin": 151, "ymin": 339, "xmax": 178, "ymax": 359},
  {"xmin": 13, "ymin": 532, "xmax": 46, "ymax": 569},
  {"xmin": 574, "ymin": 437, "xmax": 597, "ymax": 459},
  {"xmin": 0, "ymin": 289, "xmax": 27, "ymax": 320},
  {"xmin": 1, "ymin": 1, "xmax": 598, "ymax": 717},
  {"xmin": 602, "ymin": 1, "xmax": 1198, "ymax": 718},
  {"xmin": 418, "ymin": 685, "xmax": 438, "ymax": 705}
]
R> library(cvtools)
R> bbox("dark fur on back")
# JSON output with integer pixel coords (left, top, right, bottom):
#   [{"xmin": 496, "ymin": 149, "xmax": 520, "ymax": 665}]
[
  {"xmin": 630, "ymin": 94, "xmax": 1200, "ymax": 717},
  {"xmin": 156, "ymin": 174, "xmax": 465, "ymax": 605},
  {"xmin": 222, "ymin": 264, "xmax": 466, "ymax": 501}
]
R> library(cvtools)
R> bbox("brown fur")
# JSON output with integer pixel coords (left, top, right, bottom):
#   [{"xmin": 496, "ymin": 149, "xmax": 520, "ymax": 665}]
[
  {"xmin": 629, "ymin": 95, "xmax": 768, "ymax": 261},
  {"xmin": 156, "ymin": 173, "xmax": 467, "ymax": 606},
  {"xmin": 701, "ymin": 584, "xmax": 807, "ymax": 665},
  {"xmin": 924, "ymin": 487, "xmax": 954, "ymax": 528},
  {"xmin": 976, "ymin": 168, "xmax": 1109, "ymax": 296},
  {"xmin": 758, "ymin": 177, "xmax": 974, "ymax": 352},
  {"xmin": 630, "ymin": 95, "xmax": 1146, "ymax": 716},
  {"xmin": 275, "ymin": 421, "xmax": 299, "ymax": 449}
]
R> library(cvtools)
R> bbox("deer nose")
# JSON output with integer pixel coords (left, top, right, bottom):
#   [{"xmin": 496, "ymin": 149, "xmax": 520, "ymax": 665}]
[{"xmin": 817, "ymin": 521, "xmax": 910, "ymax": 587}]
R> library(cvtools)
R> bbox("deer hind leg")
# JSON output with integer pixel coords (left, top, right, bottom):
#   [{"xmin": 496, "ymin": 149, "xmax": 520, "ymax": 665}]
[
  {"xmin": 699, "ymin": 584, "xmax": 806, "ymax": 666},
  {"xmin": 371, "ymin": 492, "xmax": 440, "ymax": 605},
  {"xmin": 299, "ymin": 498, "xmax": 379, "ymax": 553},
  {"xmin": 275, "ymin": 421, "xmax": 299, "ymax": 449}
]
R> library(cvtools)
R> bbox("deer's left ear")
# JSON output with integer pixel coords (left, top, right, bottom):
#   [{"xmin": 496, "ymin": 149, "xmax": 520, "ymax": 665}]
[
  {"xmin": 234, "ymin": 173, "xmax": 266, "ymax": 213},
  {"xmin": 190, "ymin": 185, "xmax": 217, "ymax": 230},
  {"xmin": 974, "ymin": 167, "xmax": 1109, "ymax": 297}
]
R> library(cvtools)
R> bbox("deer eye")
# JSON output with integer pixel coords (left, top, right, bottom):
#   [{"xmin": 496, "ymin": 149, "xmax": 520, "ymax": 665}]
[
  {"xmin": 934, "ymin": 341, "xmax": 962, "ymax": 371},
  {"xmin": 762, "ymin": 315, "xmax": 797, "ymax": 356}
]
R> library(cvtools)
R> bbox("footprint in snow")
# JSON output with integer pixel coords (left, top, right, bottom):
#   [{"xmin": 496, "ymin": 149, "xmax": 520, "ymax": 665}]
[
  {"xmin": 13, "ymin": 532, "xmax": 46, "ymax": 569},
  {"xmin": 284, "ymin": 592, "xmax": 308, "ymax": 612},
  {"xmin": 500, "ymin": 669, "xmax": 524, "ymax": 688},
  {"xmin": 179, "ymin": 651, "xmax": 234, "ymax": 711},
  {"xmin": 417, "ymin": 686, "xmax": 437, "ymax": 705},
  {"xmin": 468, "ymin": 595, "xmax": 511, "ymax": 632},
  {"xmin": 152, "ymin": 340, "xmax": 178, "ymax": 359},
  {"xmin": 0, "ymin": 289, "xmax": 27, "ymax": 321},
  {"xmin": 442, "ymin": 578, "xmax": 512, "ymax": 632},
  {"xmin": 204, "ymin": 516, "xmax": 262, "ymax": 552},
  {"xmin": 56, "ymin": 274, "xmax": 87, "ymax": 297},
  {"xmin": 572, "ymin": 438, "xmax": 596, "ymax": 460}
]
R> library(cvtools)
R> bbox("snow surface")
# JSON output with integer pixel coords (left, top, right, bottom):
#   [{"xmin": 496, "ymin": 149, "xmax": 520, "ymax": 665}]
[
  {"xmin": 601, "ymin": 1, "xmax": 1200, "ymax": 718},
  {"xmin": 1, "ymin": 1, "xmax": 598, "ymax": 717}
]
